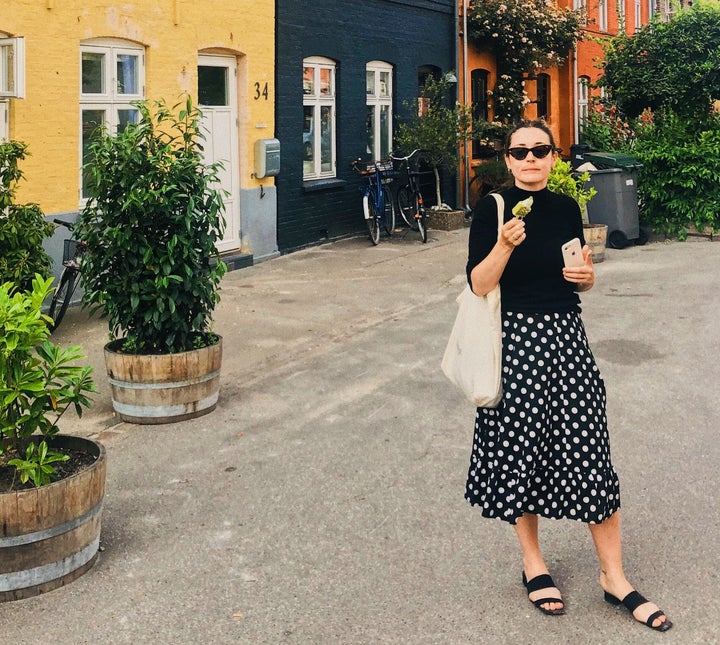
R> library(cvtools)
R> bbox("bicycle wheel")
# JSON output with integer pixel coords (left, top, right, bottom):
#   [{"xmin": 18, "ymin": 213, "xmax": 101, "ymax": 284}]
[
  {"xmin": 417, "ymin": 206, "xmax": 428, "ymax": 243},
  {"xmin": 48, "ymin": 270, "xmax": 77, "ymax": 331},
  {"xmin": 366, "ymin": 200, "xmax": 381, "ymax": 245},
  {"xmin": 397, "ymin": 186, "xmax": 419, "ymax": 230},
  {"xmin": 382, "ymin": 186, "xmax": 395, "ymax": 236}
]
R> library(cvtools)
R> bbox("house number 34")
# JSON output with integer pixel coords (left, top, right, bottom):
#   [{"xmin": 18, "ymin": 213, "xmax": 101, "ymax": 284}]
[{"xmin": 254, "ymin": 82, "xmax": 269, "ymax": 100}]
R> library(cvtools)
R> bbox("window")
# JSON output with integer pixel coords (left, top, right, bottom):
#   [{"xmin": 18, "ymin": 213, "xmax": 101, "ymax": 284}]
[
  {"xmin": 574, "ymin": 0, "xmax": 588, "ymax": 23},
  {"xmin": 303, "ymin": 57, "xmax": 336, "ymax": 180},
  {"xmin": 617, "ymin": 0, "xmax": 626, "ymax": 27},
  {"xmin": 470, "ymin": 69, "xmax": 489, "ymax": 158},
  {"xmin": 634, "ymin": 0, "xmax": 642, "ymax": 29},
  {"xmin": 0, "ymin": 37, "xmax": 25, "ymax": 99},
  {"xmin": 536, "ymin": 74, "xmax": 550, "ymax": 120},
  {"xmin": 417, "ymin": 65, "xmax": 440, "ymax": 117},
  {"xmin": 80, "ymin": 40, "xmax": 145, "ymax": 199},
  {"xmin": 598, "ymin": 0, "xmax": 608, "ymax": 31},
  {"xmin": 366, "ymin": 61, "xmax": 393, "ymax": 161},
  {"xmin": 578, "ymin": 76, "xmax": 590, "ymax": 133}
]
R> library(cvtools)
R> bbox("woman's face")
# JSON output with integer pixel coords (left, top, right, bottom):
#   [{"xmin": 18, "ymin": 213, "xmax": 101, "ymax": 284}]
[{"xmin": 505, "ymin": 127, "xmax": 558, "ymax": 191}]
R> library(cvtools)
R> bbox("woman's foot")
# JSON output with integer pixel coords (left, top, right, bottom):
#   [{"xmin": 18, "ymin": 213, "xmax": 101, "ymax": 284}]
[
  {"xmin": 600, "ymin": 575, "xmax": 671, "ymax": 631},
  {"xmin": 522, "ymin": 571, "xmax": 565, "ymax": 615}
]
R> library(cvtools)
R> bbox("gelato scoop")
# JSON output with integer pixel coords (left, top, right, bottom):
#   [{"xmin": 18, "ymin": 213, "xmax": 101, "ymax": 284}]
[{"xmin": 511, "ymin": 196, "xmax": 533, "ymax": 219}]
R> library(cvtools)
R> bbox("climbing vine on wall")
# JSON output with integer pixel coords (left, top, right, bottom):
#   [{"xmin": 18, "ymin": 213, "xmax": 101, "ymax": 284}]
[{"xmin": 468, "ymin": 0, "xmax": 585, "ymax": 123}]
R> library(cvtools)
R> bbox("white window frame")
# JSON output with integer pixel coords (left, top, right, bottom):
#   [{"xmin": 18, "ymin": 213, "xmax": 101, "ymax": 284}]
[
  {"xmin": 302, "ymin": 56, "xmax": 336, "ymax": 180},
  {"xmin": 599, "ymin": 0, "xmax": 608, "ymax": 31},
  {"xmin": 0, "ymin": 37, "xmax": 25, "ymax": 99},
  {"xmin": 578, "ymin": 76, "xmax": 590, "ymax": 133},
  {"xmin": 365, "ymin": 61, "xmax": 393, "ymax": 162},
  {"xmin": 634, "ymin": 0, "xmax": 642, "ymax": 29},
  {"xmin": 574, "ymin": 0, "xmax": 588, "ymax": 23},
  {"xmin": 79, "ymin": 40, "xmax": 145, "ymax": 201}
]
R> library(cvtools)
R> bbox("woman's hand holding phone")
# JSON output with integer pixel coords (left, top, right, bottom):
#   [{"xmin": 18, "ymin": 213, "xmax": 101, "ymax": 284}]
[{"xmin": 562, "ymin": 238, "xmax": 595, "ymax": 291}]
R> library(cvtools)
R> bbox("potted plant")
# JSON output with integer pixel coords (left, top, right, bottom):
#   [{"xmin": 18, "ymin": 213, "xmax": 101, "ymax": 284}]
[
  {"xmin": 394, "ymin": 73, "xmax": 475, "ymax": 229},
  {"xmin": 470, "ymin": 158, "xmax": 512, "ymax": 197},
  {"xmin": 75, "ymin": 97, "xmax": 227, "ymax": 424},
  {"xmin": 0, "ymin": 141, "xmax": 55, "ymax": 290},
  {"xmin": 548, "ymin": 158, "xmax": 607, "ymax": 261},
  {"xmin": 0, "ymin": 274, "xmax": 103, "ymax": 602}
]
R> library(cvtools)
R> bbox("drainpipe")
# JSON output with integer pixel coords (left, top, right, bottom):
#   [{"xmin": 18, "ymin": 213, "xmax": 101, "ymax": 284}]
[
  {"xmin": 462, "ymin": 0, "xmax": 471, "ymax": 213},
  {"xmin": 573, "ymin": 47, "xmax": 579, "ymax": 145}
]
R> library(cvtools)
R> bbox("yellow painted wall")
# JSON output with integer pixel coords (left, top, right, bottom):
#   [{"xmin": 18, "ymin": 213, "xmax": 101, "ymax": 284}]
[{"xmin": 3, "ymin": 1, "xmax": 275, "ymax": 213}]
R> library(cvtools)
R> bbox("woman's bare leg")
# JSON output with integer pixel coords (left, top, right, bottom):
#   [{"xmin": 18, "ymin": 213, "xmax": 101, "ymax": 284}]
[
  {"xmin": 514, "ymin": 513, "xmax": 564, "ymax": 612},
  {"xmin": 588, "ymin": 511, "xmax": 668, "ymax": 628}
]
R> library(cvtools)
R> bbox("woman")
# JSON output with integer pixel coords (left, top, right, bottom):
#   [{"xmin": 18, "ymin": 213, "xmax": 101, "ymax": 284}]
[{"xmin": 465, "ymin": 120, "xmax": 671, "ymax": 631}]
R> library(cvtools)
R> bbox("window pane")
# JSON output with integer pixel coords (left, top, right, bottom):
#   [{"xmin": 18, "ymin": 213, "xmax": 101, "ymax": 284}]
[
  {"xmin": 366, "ymin": 70, "xmax": 375, "ymax": 96},
  {"xmin": 118, "ymin": 109, "xmax": 139, "ymax": 133},
  {"xmin": 198, "ymin": 65, "xmax": 228, "ymax": 106},
  {"xmin": 82, "ymin": 109, "xmax": 105, "ymax": 198},
  {"xmin": 380, "ymin": 105, "xmax": 390, "ymax": 159},
  {"xmin": 366, "ymin": 106, "xmax": 375, "ymax": 156},
  {"xmin": 303, "ymin": 67, "xmax": 314, "ymax": 95},
  {"xmin": 320, "ymin": 105, "xmax": 332, "ymax": 172},
  {"xmin": 117, "ymin": 54, "xmax": 138, "ymax": 94},
  {"xmin": 319, "ymin": 68, "xmax": 331, "ymax": 96},
  {"xmin": 303, "ymin": 106, "xmax": 314, "ymax": 175},
  {"xmin": 82, "ymin": 52, "xmax": 105, "ymax": 94},
  {"xmin": 0, "ymin": 43, "xmax": 14, "ymax": 94},
  {"xmin": 379, "ymin": 72, "xmax": 390, "ymax": 97}
]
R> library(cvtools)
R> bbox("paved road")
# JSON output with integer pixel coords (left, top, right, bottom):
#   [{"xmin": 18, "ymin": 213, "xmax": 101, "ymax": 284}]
[{"xmin": 2, "ymin": 227, "xmax": 719, "ymax": 644}]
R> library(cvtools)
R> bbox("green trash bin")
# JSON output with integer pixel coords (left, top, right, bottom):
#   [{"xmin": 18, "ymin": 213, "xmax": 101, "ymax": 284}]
[{"xmin": 583, "ymin": 152, "xmax": 644, "ymax": 248}]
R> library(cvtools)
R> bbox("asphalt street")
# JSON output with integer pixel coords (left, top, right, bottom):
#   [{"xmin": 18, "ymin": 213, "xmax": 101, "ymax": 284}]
[{"xmin": 1, "ymin": 226, "xmax": 719, "ymax": 644}]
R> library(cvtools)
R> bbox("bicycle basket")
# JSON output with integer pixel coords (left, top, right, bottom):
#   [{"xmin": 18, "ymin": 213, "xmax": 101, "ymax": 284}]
[{"xmin": 63, "ymin": 238, "xmax": 81, "ymax": 263}]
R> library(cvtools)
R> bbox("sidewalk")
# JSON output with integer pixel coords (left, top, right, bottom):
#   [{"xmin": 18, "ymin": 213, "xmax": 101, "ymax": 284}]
[{"xmin": 2, "ymin": 228, "xmax": 719, "ymax": 644}]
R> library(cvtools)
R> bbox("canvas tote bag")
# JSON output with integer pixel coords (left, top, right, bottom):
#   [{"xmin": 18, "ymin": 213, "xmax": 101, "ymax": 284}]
[{"xmin": 441, "ymin": 193, "xmax": 504, "ymax": 407}]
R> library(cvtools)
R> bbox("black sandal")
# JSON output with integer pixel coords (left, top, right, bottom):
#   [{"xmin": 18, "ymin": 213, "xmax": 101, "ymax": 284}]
[
  {"xmin": 522, "ymin": 572, "xmax": 565, "ymax": 616},
  {"xmin": 604, "ymin": 590, "xmax": 673, "ymax": 632}
]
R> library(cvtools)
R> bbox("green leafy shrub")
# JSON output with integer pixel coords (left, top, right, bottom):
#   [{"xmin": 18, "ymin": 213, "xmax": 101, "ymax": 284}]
[
  {"xmin": 0, "ymin": 141, "xmax": 54, "ymax": 290},
  {"xmin": 471, "ymin": 159, "xmax": 512, "ymax": 196},
  {"xmin": 395, "ymin": 74, "xmax": 474, "ymax": 209},
  {"xmin": 0, "ymin": 275, "xmax": 95, "ymax": 489},
  {"xmin": 579, "ymin": 103, "xmax": 636, "ymax": 152},
  {"xmin": 633, "ymin": 112, "xmax": 720, "ymax": 238},
  {"xmin": 548, "ymin": 159, "xmax": 597, "ymax": 224},
  {"xmin": 76, "ymin": 97, "xmax": 227, "ymax": 354}
]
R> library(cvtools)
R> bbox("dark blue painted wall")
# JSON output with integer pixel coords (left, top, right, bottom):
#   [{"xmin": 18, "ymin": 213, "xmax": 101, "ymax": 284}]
[{"xmin": 275, "ymin": 0, "xmax": 456, "ymax": 251}]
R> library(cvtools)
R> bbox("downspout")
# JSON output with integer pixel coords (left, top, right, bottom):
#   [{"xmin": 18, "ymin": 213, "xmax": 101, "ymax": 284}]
[
  {"xmin": 573, "ymin": 47, "xmax": 579, "ymax": 145},
  {"xmin": 462, "ymin": 0, "xmax": 471, "ymax": 213}
]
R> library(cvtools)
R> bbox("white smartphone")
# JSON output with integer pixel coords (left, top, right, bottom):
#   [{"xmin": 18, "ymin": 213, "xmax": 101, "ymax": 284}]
[{"xmin": 561, "ymin": 237, "xmax": 584, "ymax": 268}]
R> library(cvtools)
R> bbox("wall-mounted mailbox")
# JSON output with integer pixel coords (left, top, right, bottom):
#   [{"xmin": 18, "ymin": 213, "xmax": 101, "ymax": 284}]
[{"xmin": 254, "ymin": 138, "xmax": 280, "ymax": 178}]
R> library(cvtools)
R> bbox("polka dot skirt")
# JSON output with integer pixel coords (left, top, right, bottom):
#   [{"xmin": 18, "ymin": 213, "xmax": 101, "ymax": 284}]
[{"xmin": 465, "ymin": 311, "xmax": 621, "ymax": 525}]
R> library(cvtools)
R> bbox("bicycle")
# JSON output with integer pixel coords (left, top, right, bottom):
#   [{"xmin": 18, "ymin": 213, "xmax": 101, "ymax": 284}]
[
  {"xmin": 48, "ymin": 219, "xmax": 85, "ymax": 331},
  {"xmin": 390, "ymin": 149, "xmax": 429, "ymax": 243},
  {"xmin": 350, "ymin": 158, "xmax": 396, "ymax": 245}
]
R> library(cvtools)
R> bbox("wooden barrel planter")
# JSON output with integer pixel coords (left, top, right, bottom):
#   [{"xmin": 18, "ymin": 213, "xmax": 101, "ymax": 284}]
[
  {"xmin": 584, "ymin": 223, "xmax": 608, "ymax": 263},
  {"xmin": 0, "ymin": 435, "xmax": 106, "ymax": 602},
  {"xmin": 104, "ymin": 337, "xmax": 222, "ymax": 424}
]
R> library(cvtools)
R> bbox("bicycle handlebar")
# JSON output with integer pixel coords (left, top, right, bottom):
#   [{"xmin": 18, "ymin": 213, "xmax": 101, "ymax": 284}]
[
  {"xmin": 53, "ymin": 218, "xmax": 75, "ymax": 231},
  {"xmin": 389, "ymin": 149, "xmax": 425, "ymax": 162}
]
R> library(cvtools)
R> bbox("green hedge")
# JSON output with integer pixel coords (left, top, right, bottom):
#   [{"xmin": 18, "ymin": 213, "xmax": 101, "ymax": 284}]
[{"xmin": 634, "ymin": 113, "xmax": 720, "ymax": 239}]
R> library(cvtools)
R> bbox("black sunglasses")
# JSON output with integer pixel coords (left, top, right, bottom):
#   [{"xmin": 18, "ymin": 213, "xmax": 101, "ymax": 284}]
[{"xmin": 506, "ymin": 144, "xmax": 555, "ymax": 160}]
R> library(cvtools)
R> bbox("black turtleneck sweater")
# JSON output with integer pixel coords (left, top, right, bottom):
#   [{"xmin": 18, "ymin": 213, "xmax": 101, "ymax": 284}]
[{"xmin": 466, "ymin": 185, "xmax": 585, "ymax": 314}]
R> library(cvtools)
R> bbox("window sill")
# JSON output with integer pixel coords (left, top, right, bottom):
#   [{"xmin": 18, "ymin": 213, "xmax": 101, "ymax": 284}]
[{"xmin": 303, "ymin": 178, "xmax": 347, "ymax": 193}]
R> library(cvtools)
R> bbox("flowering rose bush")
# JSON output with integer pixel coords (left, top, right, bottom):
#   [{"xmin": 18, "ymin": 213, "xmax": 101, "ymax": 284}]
[
  {"xmin": 468, "ymin": 0, "xmax": 585, "ymax": 122},
  {"xmin": 580, "ymin": 102, "xmax": 637, "ymax": 152}
]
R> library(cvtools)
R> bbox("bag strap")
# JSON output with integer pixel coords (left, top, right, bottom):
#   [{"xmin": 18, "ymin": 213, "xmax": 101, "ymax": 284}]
[{"xmin": 490, "ymin": 193, "xmax": 505, "ymax": 240}]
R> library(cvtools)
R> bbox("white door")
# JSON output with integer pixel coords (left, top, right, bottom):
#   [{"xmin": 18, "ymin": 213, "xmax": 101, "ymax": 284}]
[{"xmin": 198, "ymin": 55, "xmax": 240, "ymax": 253}]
